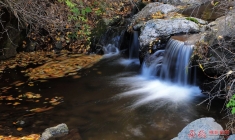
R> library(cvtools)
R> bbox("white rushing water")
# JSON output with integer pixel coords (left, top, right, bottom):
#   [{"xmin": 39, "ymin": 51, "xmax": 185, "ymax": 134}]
[
  {"xmin": 115, "ymin": 75, "xmax": 201, "ymax": 109},
  {"xmin": 114, "ymin": 38, "xmax": 202, "ymax": 109},
  {"xmin": 102, "ymin": 44, "xmax": 120, "ymax": 58},
  {"xmin": 129, "ymin": 31, "xmax": 140, "ymax": 59}
]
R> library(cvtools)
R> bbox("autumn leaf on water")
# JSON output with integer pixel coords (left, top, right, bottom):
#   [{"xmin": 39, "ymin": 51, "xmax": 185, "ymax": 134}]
[
  {"xmin": 13, "ymin": 102, "xmax": 21, "ymax": 106},
  {"xmin": 30, "ymin": 106, "xmax": 54, "ymax": 113},
  {"xmin": 17, "ymin": 127, "xmax": 23, "ymax": 131},
  {"xmin": 0, "ymin": 134, "xmax": 40, "ymax": 140}
]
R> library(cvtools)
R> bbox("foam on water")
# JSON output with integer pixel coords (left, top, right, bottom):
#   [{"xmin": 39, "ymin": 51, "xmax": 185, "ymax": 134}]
[
  {"xmin": 118, "ymin": 58, "xmax": 140, "ymax": 66},
  {"xmin": 115, "ymin": 75, "xmax": 201, "ymax": 109},
  {"xmin": 102, "ymin": 44, "xmax": 120, "ymax": 58}
]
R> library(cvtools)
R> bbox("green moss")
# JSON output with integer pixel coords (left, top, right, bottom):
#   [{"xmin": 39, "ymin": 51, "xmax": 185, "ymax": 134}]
[{"xmin": 185, "ymin": 17, "xmax": 199, "ymax": 24}]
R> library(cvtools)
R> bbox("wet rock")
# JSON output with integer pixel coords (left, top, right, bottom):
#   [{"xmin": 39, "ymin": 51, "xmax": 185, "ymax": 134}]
[
  {"xmin": 0, "ymin": 9, "xmax": 25, "ymax": 60},
  {"xmin": 172, "ymin": 117, "xmax": 223, "ymax": 140},
  {"xmin": 139, "ymin": 18, "xmax": 200, "ymax": 47},
  {"xmin": 158, "ymin": 0, "xmax": 209, "ymax": 6},
  {"xmin": 39, "ymin": 123, "xmax": 69, "ymax": 140},
  {"xmin": 15, "ymin": 120, "xmax": 26, "ymax": 127}
]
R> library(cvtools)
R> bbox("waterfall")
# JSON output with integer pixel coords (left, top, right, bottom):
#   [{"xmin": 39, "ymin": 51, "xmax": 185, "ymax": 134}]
[
  {"xmin": 142, "ymin": 38, "xmax": 194, "ymax": 85},
  {"xmin": 141, "ymin": 50, "xmax": 164, "ymax": 78},
  {"xmin": 103, "ymin": 44, "xmax": 119, "ymax": 55},
  {"xmin": 116, "ymin": 38, "xmax": 201, "ymax": 109},
  {"xmin": 129, "ymin": 31, "xmax": 140, "ymax": 59},
  {"xmin": 101, "ymin": 27, "xmax": 126, "ymax": 55}
]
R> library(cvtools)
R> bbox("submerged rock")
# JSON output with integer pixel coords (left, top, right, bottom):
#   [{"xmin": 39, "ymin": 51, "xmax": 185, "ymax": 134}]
[
  {"xmin": 39, "ymin": 123, "xmax": 69, "ymax": 140},
  {"xmin": 172, "ymin": 117, "xmax": 224, "ymax": 140},
  {"xmin": 59, "ymin": 129, "xmax": 82, "ymax": 140}
]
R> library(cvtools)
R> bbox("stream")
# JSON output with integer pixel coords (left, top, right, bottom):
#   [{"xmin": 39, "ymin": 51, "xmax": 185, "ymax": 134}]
[{"xmin": 0, "ymin": 54, "xmax": 228, "ymax": 140}]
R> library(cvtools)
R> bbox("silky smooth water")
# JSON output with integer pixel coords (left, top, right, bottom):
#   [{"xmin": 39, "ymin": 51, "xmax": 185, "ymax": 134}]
[
  {"xmin": 0, "ymin": 55, "xmax": 227, "ymax": 140},
  {"xmin": 129, "ymin": 31, "xmax": 140, "ymax": 59}
]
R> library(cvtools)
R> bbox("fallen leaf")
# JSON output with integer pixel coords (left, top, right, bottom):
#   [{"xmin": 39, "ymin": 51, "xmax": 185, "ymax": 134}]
[
  {"xmin": 13, "ymin": 102, "xmax": 21, "ymax": 106},
  {"xmin": 30, "ymin": 106, "xmax": 54, "ymax": 113},
  {"xmin": 17, "ymin": 127, "xmax": 23, "ymax": 131}
]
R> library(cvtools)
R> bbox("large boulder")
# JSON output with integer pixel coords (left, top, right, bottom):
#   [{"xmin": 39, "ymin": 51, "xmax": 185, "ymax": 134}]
[
  {"xmin": 139, "ymin": 18, "xmax": 200, "ymax": 47},
  {"xmin": 130, "ymin": 2, "xmax": 178, "ymax": 30},
  {"xmin": 158, "ymin": 0, "xmax": 209, "ymax": 6},
  {"xmin": 194, "ymin": 13, "xmax": 235, "ymax": 75},
  {"xmin": 206, "ymin": 13, "xmax": 235, "ymax": 45},
  {"xmin": 172, "ymin": 117, "xmax": 224, "ymax": 140}
]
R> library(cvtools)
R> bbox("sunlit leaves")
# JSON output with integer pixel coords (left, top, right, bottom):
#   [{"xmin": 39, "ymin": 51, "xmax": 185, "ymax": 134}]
[{"xmin": 226, "ymin": 95, "xmax": 235, "ymax": 114}]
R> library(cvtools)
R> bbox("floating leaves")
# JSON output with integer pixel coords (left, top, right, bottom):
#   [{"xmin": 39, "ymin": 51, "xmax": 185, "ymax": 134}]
[
  {"xmin": 23, "ymin": 54, "xmax": 102, "ymax": 80},
  {"xmin": 0, "ymin": 134, "xmax": 40, "ymax": 140},
  {"xmin": 30, "ymin": 106, "xmax": 54, "ymax": 113},
  {"xmin": 49, "ymin": 97, "xmax": 63, "ymax": 106},
  {"xmin": 13, "ymin": 102, "xmax": 21, "ymax": 106},
  {"xmin": 16, "ymin": 128, "xmax": 23, "ymax": 131},
  {"xmin": 18, "ymin": 92, "xmax": 41, "ymax": 99}
]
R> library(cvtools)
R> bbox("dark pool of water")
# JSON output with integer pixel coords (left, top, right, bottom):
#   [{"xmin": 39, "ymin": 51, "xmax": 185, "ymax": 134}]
[{"xmin": 0, "ymin": 55, "xmax": 228, "ymax": 140}]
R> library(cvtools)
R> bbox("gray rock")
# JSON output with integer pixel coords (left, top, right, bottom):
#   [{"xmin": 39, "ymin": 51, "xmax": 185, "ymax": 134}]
[
  {"xmin": 206, "ymin": 13, "xmax": 235, "ymax": 45},
  {"xmin": 39, "ymin": 123, "xmax": 69, "ymax": 140},
  {"xmin": 228, "ymin": 134, "xmax": 235, "ymax": 140},
  {"xmin": 139, "ymin": 18, "xmax": 200, "ymax": 47},
  {"xmin": 131, "ymin": 2, "xmax": 178, "ymax": 29},
  {"xmin": 195, "ymin": 13, "xmax": 235, "ymax": 75},
  {"xmin": 158, "ymin": 0, "xmax": 209, "ymax": 6},
  {"xmin": 172, "ymin": 117, "xmax": 224, "ymax": 140}
]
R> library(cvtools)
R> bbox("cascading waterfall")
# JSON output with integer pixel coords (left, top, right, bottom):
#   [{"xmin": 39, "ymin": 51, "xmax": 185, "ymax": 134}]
[
  {"xmin": 115, "ymin": 38, "xmax": 201, "ymax": 108},
  {"xmin": 160, "ymin": 39, "xmax": 194, "ymax": 85},
  {"xmin": 142, "ymin": 38, "xmax": 194, "ymax": 85},
  {"xmin": 129, "ymin": 31, "xmax": 140, "ymax": 59},
  {"xmin": 103, "ymin": 44, "xmax": 119, "ymax": 55},
  {"xmin": 141, "ymin": 50, "xmax": 164, "ymax": 78},
  {"xmin": 102, "ymin": 28, "xmax": 125, "ymax": 55}
]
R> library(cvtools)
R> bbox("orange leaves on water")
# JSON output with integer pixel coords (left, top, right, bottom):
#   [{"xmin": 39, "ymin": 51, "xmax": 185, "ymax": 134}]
[
  {"xmin": 24, "ymin": 54, "xmax": 102, "ymax": 80},
  {"xmin": 30, "ymin": 106, "xmax": 54, "ymax": 113},
  {"xmin": 28, "ymin": 82, "xmax": 34, "ymax": 87},
  {"xmin": 18, "ymin": 92, "xmax": 41, "ymax": 99},
  {"xmin": 0, "ymin": 134, "xmax": 40, "ymax": 140},
  {"xmin": 16, "ymin": 127, "xmax": 23, "ymax": 131},
  {"xmin": 49, "ymin": 97, "xmax": 63, "ymax": 106},
  {"xmin": 13, "ymin": 102, "xmax": 21, "ymax": 106}
]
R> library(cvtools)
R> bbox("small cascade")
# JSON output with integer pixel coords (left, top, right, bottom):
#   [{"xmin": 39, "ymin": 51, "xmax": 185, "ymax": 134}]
[
  {"xmin": 99, "ymin": 27, "xmax": 126, "ymax": 55},
  {"xmin": 160, "ymin": 39, "xmax": 193, "ymax": 85},
  {"xmin": 117, "ymin": 38, "xmax": 201, "ymax": 109},
  {"xmin": 141, "ymin": 50, "xmax": 164, "ymax": 78},
  {"xmin": 103, "ymin": 44, "xmax": 119, "ymax": 55},
  {"xmin": 142, "ymin": 38, "xmax": 194, "ymax": 85},
  {"xmin": 129, "ymin": 31, "xmax": 140, "ymax": 59}
]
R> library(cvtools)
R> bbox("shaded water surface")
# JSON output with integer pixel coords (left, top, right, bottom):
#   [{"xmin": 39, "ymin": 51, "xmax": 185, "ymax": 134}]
[{"xmin": 0, "ymin": 55, "xmax": 228, "ymax": 140}]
